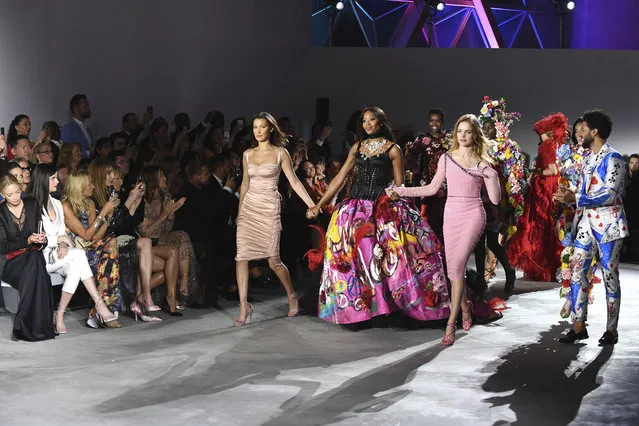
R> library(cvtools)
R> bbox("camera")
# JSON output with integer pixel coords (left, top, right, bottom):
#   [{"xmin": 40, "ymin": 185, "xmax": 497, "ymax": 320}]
[{"xmin": 232, "ymin": 167, "xmax": 242, "ymax": 179}]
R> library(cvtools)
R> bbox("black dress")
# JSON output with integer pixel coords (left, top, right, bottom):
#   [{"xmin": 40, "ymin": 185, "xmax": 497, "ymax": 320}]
[{"xmin": 0, "ymin": 197, "xmax": 56, "ymax": 341}]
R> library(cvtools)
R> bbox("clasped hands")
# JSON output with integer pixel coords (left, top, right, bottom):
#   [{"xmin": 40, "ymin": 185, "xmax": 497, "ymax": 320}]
[
  {"xmin": 552, "ymin": 186, "xmax": 576, "ymax": 205},
  {"xmin": 306, "ymin": 205, "xmax": 321, "ymax": 219},
  {"xmin": 385, "ymin": 186, "xmax": 400, "ymax": 201}
]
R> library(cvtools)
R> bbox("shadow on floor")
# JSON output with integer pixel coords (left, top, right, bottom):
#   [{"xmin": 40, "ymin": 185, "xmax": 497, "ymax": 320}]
[
  {"xmin": 97, "ymin": 320, "xmax": 445, "ymax": 424},
  {"xmin": 481, "ymin": 322, "xmax": 613, "ymax": 426}
]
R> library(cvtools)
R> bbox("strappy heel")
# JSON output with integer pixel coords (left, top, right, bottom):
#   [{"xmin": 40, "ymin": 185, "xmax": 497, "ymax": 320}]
[
  {"xmin": 287, "ymin": 293, "xmax": 300, "ymax": 317},
  {"xmin": 54, "ymin": 308, "xmax": 67, "ymax": 335},
  {"xmin": 131, "ymin": 300, "xmax": 162, "ymax": 322},
  {"xmin": 441, "ymin": 322, "xmax": 457, "ymax": 346},
  {"xmin": 461, "ymin": 301, "xmax": 473, "ymax": 332},
  {"xmin": 138, "ymin": 295, "xmax": 161, "ymax": 312},
  {"xmin": 235, "ymin": 302, "xmax": 254, "ymax": 327},
  {"xmin": 95, "ymin": 312, "xmax": 121, "ymax": 328}
]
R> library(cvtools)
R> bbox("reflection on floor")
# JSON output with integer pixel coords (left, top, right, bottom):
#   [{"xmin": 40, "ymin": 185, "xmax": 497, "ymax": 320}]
[{"xmin": 1, "ymin": 265, "xmax": 638, "ymax": 426}]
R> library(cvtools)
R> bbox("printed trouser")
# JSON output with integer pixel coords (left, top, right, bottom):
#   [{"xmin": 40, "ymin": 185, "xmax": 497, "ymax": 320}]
[{"xmin": 570, "ymin": 218, "xmax": 624, "ymax": 332}]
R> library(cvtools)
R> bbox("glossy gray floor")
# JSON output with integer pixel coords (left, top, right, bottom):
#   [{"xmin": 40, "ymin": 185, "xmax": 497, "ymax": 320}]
[{"xmin": 1, "ymin": 265, "xmax": 638, "ymax": 426}]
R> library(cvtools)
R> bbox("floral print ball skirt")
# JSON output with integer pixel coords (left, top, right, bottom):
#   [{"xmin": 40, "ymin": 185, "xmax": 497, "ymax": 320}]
[{"xmin": 318, "ymin": 195, "xmax": 450, "ymax": 324}]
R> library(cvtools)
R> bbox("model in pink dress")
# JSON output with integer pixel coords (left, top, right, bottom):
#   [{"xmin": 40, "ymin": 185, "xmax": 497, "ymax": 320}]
[{"xmin": 389, "ymin": 114, "xmax": 501, "ymax": 346}]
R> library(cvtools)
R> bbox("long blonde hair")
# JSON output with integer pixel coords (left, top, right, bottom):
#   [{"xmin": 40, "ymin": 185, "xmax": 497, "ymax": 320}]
[
  {"xmin": 64, "ymin": 169, "xmax": 92, "ymax": 216},
  {"xmin": 88, "ymin": 158, "xmax": 113, "ymax": 208},
  {"xmin": 451, "ymin": 114, "xmax": 493, "ymax": 165}
]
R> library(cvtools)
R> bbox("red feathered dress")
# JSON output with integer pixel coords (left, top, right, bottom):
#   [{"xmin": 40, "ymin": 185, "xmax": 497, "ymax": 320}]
[{"xmin": 508, "ymin": 138, "xmax": 562, "ymax": 281}]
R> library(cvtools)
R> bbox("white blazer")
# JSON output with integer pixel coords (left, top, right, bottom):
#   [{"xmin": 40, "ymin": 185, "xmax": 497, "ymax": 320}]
[{"xmin": 42, "ymin": 196, "xmax": 68, "ymax": 257}]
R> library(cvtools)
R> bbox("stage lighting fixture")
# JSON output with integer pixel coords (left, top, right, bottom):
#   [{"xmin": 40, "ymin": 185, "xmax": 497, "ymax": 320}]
[
  {"xmin": 335, "ymin": 1, "xmax": 345, "ymax": 10},
  {"xmin": 426, "ymin": 1, "xmax": 446, "ymax": 14},
  {"xmin": 553, "ymin": 0, "xmax": 576, "ymax": 14}
]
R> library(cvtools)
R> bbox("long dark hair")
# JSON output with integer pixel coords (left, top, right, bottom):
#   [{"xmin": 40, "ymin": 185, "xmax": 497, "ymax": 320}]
[
  {"xmin": 570, "ymin": 117, "xmax": 584, "ymax": 146},
  {"xmin": 8, "ymin": 114, "xmax": 29, "ymax": 140},
  {"xmin": 356, "ymin": 107, "xmax": 395, "ymax": 143},
  {"xmin": 29, "ymin": 163, "xmax": 57, "ymax": 213},
  {"xmin": 250, "ymin": 112, "xmax": 287, "ymax": 147}
]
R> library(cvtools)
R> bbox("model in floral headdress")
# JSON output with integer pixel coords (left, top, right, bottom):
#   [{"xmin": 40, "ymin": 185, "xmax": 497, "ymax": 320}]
[
  {"xmin": 475, "ymin": 97, "xmax": 524, "ymax": 295},
  {"xmin": 508, "ymin": 112, "xmax": 567, "ymax": 282}
]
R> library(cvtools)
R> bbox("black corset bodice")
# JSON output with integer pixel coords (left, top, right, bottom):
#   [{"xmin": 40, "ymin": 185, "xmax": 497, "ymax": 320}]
[{"xmin": 350, "ymin": 149, "xmax": 394, "ymax": 201}]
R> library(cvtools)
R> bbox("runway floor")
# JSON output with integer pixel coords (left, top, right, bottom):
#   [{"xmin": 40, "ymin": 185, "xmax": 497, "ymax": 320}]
[{"xmin": 1, "ymin": 265, "xmax": 638, "ymax": 426}]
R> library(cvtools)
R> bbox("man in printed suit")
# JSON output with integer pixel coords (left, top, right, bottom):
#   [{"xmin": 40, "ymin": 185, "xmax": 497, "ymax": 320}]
[
  {"xmin": 61, "ymin": 94, "xmax": 92, "ymax": 158},
  {"xmin": 554, "ymin": 110, "xmax": 628, "ymax": 345}
]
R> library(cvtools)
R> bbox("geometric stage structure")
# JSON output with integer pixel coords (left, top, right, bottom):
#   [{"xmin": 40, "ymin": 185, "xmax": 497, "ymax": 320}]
[{"xmin": 312, "ymin": 0, "xmax": 562, "ymax": 48}]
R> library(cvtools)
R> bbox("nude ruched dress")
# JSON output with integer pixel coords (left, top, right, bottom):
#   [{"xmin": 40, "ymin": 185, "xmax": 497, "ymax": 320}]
[
  {"xmin": 235, "ymin": 149, "xmax": 283, "ymax": 261},
  {"xmin": 394, "ymin": 153, "xmax": 501, "ymax": 281}
]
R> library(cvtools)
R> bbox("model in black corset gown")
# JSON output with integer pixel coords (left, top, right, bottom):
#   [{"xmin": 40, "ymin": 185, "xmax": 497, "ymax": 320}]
[{"xmin": 307, "ymin": 107, "xmax": 450, "ymax": 326}]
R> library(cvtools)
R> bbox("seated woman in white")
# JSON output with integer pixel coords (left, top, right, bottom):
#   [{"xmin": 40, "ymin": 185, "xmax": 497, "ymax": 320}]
[{"xmin": 28, "ymin": 164, "xmax": 117, "ymax": 333}]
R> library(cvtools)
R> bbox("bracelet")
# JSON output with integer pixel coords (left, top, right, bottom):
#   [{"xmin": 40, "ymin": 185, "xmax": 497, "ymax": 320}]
[{"xmin": 94, "ymin": 216, "xmax": 104, "ymax": 228}]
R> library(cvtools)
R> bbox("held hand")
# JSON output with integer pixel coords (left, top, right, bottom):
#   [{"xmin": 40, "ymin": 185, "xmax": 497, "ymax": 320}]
[
  {"xmin": 28, "ymin": 233, "xmax": 46, "ymax": 244},
  {"xmin": 102, "ymin": 199, "xmax": 116, "ymax": 216},
  {"xmin": 142, "ymin": 109, "xmax": 153, "ymax": 125},
  {"xmin": 173, "ymin": 197, "xmax": 186, "ymax": 212},
  {"xmin": 36, "ymin": 128, "xmax": 50, "ymax": 144},
  {"xmin": 307, "ymin": 205, "xmax": 320, "ymax": 219},
  {"xmin": 224, "ymin": 174, "xmax": 236, "ymax": 189},
  {"xmin": 57, "ymin": 244, "xmax": 69, "ymax": 260},
  {"xmin": 553, "ymin": 188, "xmax": 576, "ymax": 205},
  {"xmin": 0, "ymin": 134, "xmax": 6, "ymax": 153},
  {"xmin": 60, "ymin": 235, "xmax": 74, "ymax": 248},
  {"xmin": 387, "ymin": 190, "xmax": 400, "ymax": 202}
]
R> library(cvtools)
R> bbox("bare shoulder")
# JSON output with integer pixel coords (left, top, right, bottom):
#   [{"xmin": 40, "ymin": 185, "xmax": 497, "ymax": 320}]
[{"xmin": 388, "ymin": 143, "xmax": 402, "ymax": 157}]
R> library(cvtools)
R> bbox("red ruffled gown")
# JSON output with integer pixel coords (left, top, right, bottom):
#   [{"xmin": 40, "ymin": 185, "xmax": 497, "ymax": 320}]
[{"xmin": 508, "ymin": 139, "xmax": 562, "ymax": 282}]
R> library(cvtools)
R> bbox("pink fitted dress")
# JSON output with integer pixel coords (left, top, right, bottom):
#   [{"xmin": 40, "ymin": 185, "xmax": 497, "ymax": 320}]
[
  {"xmin": 392, "ymin": 153, "xmax": 501, "ymax": 281},
  {"xmin": 235, "ymin": 149, "xmax": 283, "ymax": 261}
]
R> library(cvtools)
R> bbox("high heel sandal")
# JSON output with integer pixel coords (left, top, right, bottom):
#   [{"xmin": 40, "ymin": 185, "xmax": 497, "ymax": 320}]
[
  {"xmin": 94, "ymin": 312, "xmax": 121, "ymax": 328},
  {"xmin": 461, "ymin": 302, "xmax": 473, "ymax": 332},
  {"xmin": 91, "ymin": 296, "xmax": 121, "ymax": 328},
  {"xmin": 54, "ymin": 308, "xmax": 67, "ymax": 335},
  {"xmin": 234, "ymin": 302, "xmax": 254, "ymax": 327},
  {"xmin": 138, "ymin": 295, "xmax": 161, "ymax": 312},
  {"xmin": 162, "ymin": 299, "xmax": 184, "ymax": 317},
  {"xmin": 287, "ymin": 293, "xmax": 300, "ymax": 317},
  {"xmin": 131, "ymin": 300, "xmax": 162, "ymax": 322},
  {"xmin": 441, "ymin": 322, "xmax": 457, "ymax": 346},
  {"xmin": 484, "ymin": 265, "xmax": 496, "ymax": 282}
]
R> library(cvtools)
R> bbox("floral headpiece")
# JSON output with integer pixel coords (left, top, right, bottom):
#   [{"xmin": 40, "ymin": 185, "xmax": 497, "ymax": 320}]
[
  {"xmin": 533, "ymin": 112, "xmax": 569, "ymax": 142},
  {"xmin": 479, "ymin": 96, "xmax": 521, "ymax": 139}
]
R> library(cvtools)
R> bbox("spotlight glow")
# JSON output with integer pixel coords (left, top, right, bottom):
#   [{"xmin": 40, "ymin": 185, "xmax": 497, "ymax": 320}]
[
  {"xmin": 336, "ymin": 1, "xmax": 344, "ymax": 10},
  {"xmin": 566, "ymin": 1, "xmax": 575, "ymax": 10},
  {"xmin": 436, "ymin": 2, "xmax": 446, "ymax": 12}
]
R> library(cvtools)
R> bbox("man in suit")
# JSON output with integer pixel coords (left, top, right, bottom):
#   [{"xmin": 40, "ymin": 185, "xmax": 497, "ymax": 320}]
[
  {"xmin": 61, "ymin": 94, "xmax": 92, "ymax": 158},
  {"xmin": 555, "ymin": 110, "xmax": 628, "ymax": 346},
  {"xmin": 208, "ymin": 152, "xmax": 240, "ymax": 300}
]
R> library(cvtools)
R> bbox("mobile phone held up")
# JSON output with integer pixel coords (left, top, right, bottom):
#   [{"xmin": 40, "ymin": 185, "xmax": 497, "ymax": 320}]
[{"xmin": 1, "ymin": 127, "xmax": 4, "ymax": 136}]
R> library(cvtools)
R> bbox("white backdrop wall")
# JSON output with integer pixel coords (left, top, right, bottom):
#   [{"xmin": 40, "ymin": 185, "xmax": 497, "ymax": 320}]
[
  {"xmin": 1, "ymin": 1, "xmax": 638, "ymax": 157},
  {"xmin": 0, "ymin": 0, "xmax": 310, "ymax": 138}
]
